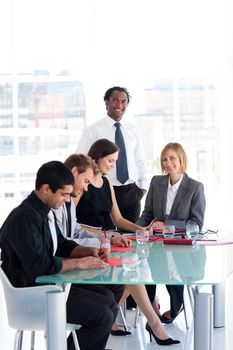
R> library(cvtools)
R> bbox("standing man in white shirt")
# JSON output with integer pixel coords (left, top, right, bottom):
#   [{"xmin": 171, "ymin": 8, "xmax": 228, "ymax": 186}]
[{"xmin": 77, "ymin": 86, "xmax": 149, "ymax": 230}]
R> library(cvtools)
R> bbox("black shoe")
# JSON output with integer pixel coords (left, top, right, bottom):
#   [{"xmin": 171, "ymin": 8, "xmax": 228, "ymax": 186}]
[
  {"xmin": 160, "ymin": 314, "xmax": 174, "ymax": 324},
  {"xmin": 160, "ymin": 305, "xmax": 184, "ymax": 324},
  {"xmin": 145, "ymin": 323, "xmax": 180, "ymax": 346},
  {"xmin": 110, "ymin": 329, "xmax": 132, "ymax": 336}
]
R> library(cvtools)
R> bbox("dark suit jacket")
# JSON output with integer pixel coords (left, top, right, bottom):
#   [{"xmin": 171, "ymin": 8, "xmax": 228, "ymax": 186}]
[{"xmin": 137, "ymin": 173, "xmax": 206, "ymax": 229}]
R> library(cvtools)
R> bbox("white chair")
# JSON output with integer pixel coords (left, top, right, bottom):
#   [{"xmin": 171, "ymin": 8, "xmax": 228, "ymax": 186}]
[
  {"xmin": 119, "ymin": 302, "xmax": 140, "ymax": 329},
  {"xmin": 118, "ymin": 304, "xmax": 129, "ymax": 331},
  {"xmin": 0, "ymin": 265, "xmax": 80, "ymax": 350}
]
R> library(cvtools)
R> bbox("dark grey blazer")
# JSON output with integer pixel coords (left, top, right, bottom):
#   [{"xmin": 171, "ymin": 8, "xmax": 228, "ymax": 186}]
[{"xmin": 137, "ymin": 173, "xmax": 206, "ymax": 229}]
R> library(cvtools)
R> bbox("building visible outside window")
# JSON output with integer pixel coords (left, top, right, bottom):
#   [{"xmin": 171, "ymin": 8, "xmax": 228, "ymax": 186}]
[{"xmin": 0, "ymin": 0, "xmax": 233, "ymax": 234}]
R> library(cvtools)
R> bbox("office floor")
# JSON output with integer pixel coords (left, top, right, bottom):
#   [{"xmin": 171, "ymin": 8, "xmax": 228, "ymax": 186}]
[{"xmin": 1, "ymin": 281, "xmax": 233, "ymax": 350}]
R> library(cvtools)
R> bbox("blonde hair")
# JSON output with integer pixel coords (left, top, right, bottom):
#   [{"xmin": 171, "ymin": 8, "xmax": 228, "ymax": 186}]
[{"xmin": 160, "ymin": 143, "xmax": 188, "ymax": 174}]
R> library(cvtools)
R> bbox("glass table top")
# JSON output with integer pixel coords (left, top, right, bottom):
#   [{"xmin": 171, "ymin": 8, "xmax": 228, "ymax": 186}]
[{"xmin": 36, "ymin": 241, "xmax": 233, "ymax": 286}]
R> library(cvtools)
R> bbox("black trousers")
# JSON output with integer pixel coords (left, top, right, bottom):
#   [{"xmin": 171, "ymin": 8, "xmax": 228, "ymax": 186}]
[
  {"xmin": 66, "ymin": 284, "xmax": 124, "ymax": 350},
  {"xmin": 145, "ymin": 284, "xmax": 184, "ymax": 318},
  {"xmin": 104, "ymin": 183, "xmax": 143, "ymax": 230},
  {"xmin": 111, "ymin": 183, "xmax": 143, "ymax": 308}
]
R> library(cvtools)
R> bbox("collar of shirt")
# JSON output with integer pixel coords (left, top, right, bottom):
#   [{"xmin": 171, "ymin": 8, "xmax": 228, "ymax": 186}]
[
  {"xmin": 30, "ymin": 191, "xmax": 50, "ymax": 218},
  {"xmin": 168, "ymin": 175, "xmax": 183, "ymax": 192},
  {"xmin": 105, "ymin": 114, "xmax": 127, "ymax": 128}
]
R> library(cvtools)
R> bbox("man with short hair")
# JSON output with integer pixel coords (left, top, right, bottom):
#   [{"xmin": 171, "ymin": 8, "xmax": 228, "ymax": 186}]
[
  {"xmin": 0, "ymin": 160, "xmax": 119, "ymax": 350},
  {"xmin": 54, "ymin": 154, "xmax": 98, "ymax": 239},
  {"xmin": 77, "ymin": 86, "xmax": 149, "ymax": 230},
  {"xmin": 54, "ymin": 153, "xmax": 131, "ymax": 248}
]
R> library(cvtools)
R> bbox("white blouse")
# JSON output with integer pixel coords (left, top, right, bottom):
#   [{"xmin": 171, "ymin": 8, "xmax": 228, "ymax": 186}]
[{"xmin": 165, "ymin": 175, "xmax": 183, "ymax": 215}]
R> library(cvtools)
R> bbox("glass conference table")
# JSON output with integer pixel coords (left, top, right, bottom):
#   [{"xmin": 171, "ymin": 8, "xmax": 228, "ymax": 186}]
[{"xmin": 36, "ymin": 239, "xmax": 233, "ymax": 350}]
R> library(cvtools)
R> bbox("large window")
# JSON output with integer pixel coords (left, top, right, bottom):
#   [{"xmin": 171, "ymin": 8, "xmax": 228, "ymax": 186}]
[{"xmin": 1, "ymin": 0, "xmax": 233, "ymax": 234}]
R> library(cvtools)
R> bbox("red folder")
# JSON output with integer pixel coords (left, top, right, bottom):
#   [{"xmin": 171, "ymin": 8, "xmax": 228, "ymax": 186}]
[
  {"xmin": 105, "ymin": 257, "xmax": 122, "ymax": 266},
  {"xmin": 126, "ymin": 235, "xmax": 163, "ymax": 242},
  {"xmin": 163, "ymin": 238, "xmax": 194, "ymax": 245},
  {"xmin": 110, "ymin": 246, "xmax": 135, "ymax": 252},
  {"xmin": 154, "ymin": 228, "xmax": 185, "ymax": 233}
]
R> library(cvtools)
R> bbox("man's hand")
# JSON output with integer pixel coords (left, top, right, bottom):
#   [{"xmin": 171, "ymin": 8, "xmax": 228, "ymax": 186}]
[
  {"xmin": 60, "ymin": 255, "xmax": 109, "ymax": 272},
  {"xmin": 70, "ymin": 245, "xmax": 100, "ymax": 258},
  {"xmin": 98, "ymin": 247, "xmax": 110, "ymax": 260},
  {"xmin": 111, "ymin": 235, "xmax": 132, "ymax": 247},
  {"xmin": 75, "ymin": 256, "xmax": 109, "ymax": 269}
]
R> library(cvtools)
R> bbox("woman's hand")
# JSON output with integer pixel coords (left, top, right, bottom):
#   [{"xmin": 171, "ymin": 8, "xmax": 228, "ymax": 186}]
[
  {"xmin": 151, "ymin": 221, "xmax": 164, "ymax": 230},
  {"xmin": 98, "ymin": 247, "xmax": 110, "ymax": 260},
  {"xmin": 111, "ymin": 235, "xmax": 132, "ymax": 247}
]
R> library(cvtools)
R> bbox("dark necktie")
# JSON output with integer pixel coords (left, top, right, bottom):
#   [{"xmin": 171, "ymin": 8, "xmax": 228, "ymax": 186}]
[
  {"xmin": 114, "ymin": 122, "xmax": 129, "ymax": 184},
  {"xmin": 65, "ymin": 201, "xmax": 72, "ymax": 237}
]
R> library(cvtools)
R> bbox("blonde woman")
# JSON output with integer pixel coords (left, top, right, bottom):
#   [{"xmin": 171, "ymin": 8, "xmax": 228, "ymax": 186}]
[{"xmin": 137, "ymin": 142, "xmax": 206, "ymax": 323}]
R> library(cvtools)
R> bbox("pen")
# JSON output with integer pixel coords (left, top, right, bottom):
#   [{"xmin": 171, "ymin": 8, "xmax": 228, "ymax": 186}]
[
  {"xmin": 196, "ymin": 239, "xmax": 217, "ymax": 241},
  {"xmin": 100, "ymin": 230, "xmax": 107, "ymax": 251},
  {"xmin": 207, "ymin": 229, "xmax": 218, "ymax": 234}
]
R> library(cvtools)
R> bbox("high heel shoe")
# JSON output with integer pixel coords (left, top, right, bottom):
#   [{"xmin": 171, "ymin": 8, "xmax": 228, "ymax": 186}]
[
  {"xmin": 145, "ymin": 323, "xmax": 180, "ymax": 346},
  {"xmin": 160, "ymin": 314, "xmax": 174, "ymax": 324},
  {"xmin": 160, "ymin": 305, "xmax": 184, "ymax": 324}
]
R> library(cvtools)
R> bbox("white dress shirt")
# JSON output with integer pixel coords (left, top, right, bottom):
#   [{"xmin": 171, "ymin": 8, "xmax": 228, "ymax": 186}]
[
  {"xmin": 47, "ymin": 210, "xmax": 58, "ymax": 255},
  {"xmin": 53, "ymin": 198, "xmax": 114, "ymax": 247},
  {"xmin": 77, "ymin": 116, "xmax": 149, "ymax": 189},
  {"xmin": 165, "ymin": 175, "xmax": 183, "ymax": 215}
]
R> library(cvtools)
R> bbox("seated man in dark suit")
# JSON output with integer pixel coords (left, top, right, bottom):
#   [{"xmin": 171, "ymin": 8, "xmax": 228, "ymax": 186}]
[{"xmin": 0, "ymin": 160, "xmax": 120, "ymax": 350}]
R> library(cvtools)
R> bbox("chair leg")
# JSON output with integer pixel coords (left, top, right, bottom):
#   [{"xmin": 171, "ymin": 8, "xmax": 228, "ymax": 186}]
[
  {"xmin": 183, "ymin": 303, "xmax": 189, "ymax": 329},
  {"xmin": 72, "ymin": 330, "xmax": 80, "ymax": 350},
  {"xmin": 134, "ymin": 306, "xmax": 140, "ymax": 328},
  {"xmin": 14, "ymin": 330, "xmax": 23, "ymax": 350},
  {"xmin": 30, "ymin": 331, "xmax": 35, "ymax": 350},
  {"xmin": 119, "ymin": 306, "xmax": 129, "ymax": 331}
]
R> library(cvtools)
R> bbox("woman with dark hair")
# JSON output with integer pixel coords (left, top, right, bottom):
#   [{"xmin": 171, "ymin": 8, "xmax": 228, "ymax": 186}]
[
  {"xmin": 76, "ymin": 138, "xmax": 142, "ymax": 232},
  {"xmin": 75, "ymin": 138, "xmax": 180, "ymax": 345}
]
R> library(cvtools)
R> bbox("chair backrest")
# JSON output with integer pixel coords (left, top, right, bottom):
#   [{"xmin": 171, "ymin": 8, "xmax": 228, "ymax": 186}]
[{"xmin": 0, "ymin": 265, "xmax": 60, "ymax": 330}]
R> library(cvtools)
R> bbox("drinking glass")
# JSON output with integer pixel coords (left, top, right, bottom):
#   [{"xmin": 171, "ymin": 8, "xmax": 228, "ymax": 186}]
[
  {"xmin": 99, "ymin": 238, "xmax": 111, "ymax": 252},
  {"xmin": 136, "ymin": 230, "xmax": 149, "ymax": 244},
  {"xmin": 148, "ymin": 227, "xmax": 154, "ymax": 237},
  {"xmin": 136, "ymin": 244, "xmax": 150, "ymax": 259},
  {"xmin": 162, "ymin": 224, "xmax": 175, "ymax": 238},
  {"xmin": 122, "ymin": 269, "xmax": 139, "ymax": 282},
  {"xmin": 186, "ymin": 223, "xmax": 199, "ymax": 239},
  {"xmin": 122, "ymin": 253, "xmax": 139, "ymax": 271}
]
